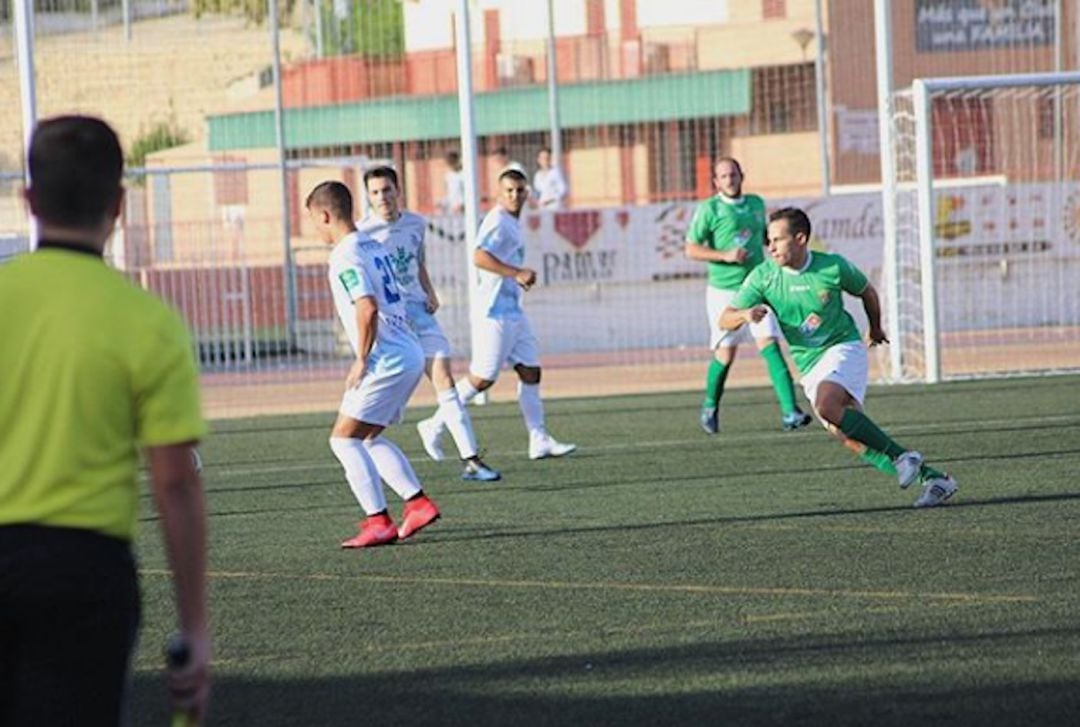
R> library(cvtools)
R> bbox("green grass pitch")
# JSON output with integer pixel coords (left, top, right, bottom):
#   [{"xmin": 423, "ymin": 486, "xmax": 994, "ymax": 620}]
[{"xmin": 130, "ymin": 376, "xmax": 1080, "ymax": 725}]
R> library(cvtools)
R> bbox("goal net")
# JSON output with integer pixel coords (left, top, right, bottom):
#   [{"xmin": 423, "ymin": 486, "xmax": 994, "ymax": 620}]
[{"xmin": 888, "ymin": 72, "xmax": 1080, "ymax": 382}]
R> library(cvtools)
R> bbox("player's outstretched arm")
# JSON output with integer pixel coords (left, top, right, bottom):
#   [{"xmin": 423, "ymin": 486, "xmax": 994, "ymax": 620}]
[
  {"xmin": 474, "ymin": 249, "xmax": 536, "ymax": 289},
  {"xmin": 858, "ymin": 283, "xmax": 889, "ymax": 346},
  {"xmin": 148, "ymin": 442, "xmax": 210, "ymax": 723}
]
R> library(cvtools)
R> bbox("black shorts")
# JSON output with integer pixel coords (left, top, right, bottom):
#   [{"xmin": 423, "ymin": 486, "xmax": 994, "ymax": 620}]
[{"xmin": 0, "ymin": 525, "xmax": 140, "ymax": 727}]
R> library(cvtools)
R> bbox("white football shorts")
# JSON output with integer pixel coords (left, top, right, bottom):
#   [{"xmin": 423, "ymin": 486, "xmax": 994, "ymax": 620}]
[
  {"xmin": 707, "ymin": 286, "xmax": 781, "ymax": 349},
  {"xmin": 800, "ymin": 340, "xmax": 869, "ymax": 410},
  {"xmin": 407, "ymin": 304, "xmax": 453, "ymax": 360},
  {"xmin": 339, "ymin": 349, "xmax": 424, "ymax": 426},
  {"xmin": 469, "ymin": 313, "xmax": 541, "ymax": 381}
]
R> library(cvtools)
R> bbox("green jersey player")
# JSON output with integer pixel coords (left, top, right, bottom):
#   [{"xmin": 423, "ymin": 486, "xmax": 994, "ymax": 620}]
[
  {"xmin": 720, "ymin": 207, "xmax": 958, "ymax": 508},
  {"xmin": 684, "ymin": 157, "xmax": 810, "ymax": 435}
]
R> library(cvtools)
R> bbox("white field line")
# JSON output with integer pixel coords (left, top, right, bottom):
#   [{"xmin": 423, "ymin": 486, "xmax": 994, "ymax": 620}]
[
  {"xmin": 141, "ymin": 568, "xmax": 1037, "ymax": 605},
  {"xmin": 195, "ymin": 412, "xmax": 1080, "ymax": 480}
]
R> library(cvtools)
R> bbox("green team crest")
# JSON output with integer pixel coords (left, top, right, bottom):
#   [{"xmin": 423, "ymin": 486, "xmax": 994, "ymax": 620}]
[{"xmin": 388, "ymin": 247, "xmax": 416, "ymax": 288}]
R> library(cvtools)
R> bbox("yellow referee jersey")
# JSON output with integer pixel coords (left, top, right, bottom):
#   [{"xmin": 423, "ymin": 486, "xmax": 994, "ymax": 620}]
[{"xmin": 0, "ymin": 245, "xmax": 207, "ymax": 541}]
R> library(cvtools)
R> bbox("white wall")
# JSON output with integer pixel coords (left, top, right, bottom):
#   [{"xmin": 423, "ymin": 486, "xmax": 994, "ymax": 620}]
[
  {"xmin": 635, "ymin": 0, "xmax": 728, "ymax": 28},
  {"xmin": 403, "ymin": 0, "xmax": 729, "ymax": 51}
]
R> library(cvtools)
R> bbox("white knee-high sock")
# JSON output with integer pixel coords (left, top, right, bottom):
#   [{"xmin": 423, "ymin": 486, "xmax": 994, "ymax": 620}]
[
  {"xmin": 437, "ymin": 387, "xmax": 478, "ymax": 459},
  {"xmin": 329, "ymin": 437, "xmax": 386, "ymax": 515},
  {"xmin": 518, "ymin": 381, "xmax": 545, "ymax": 435},
  {"xmin": 455, "ymin": 377, "xmax": 480, "ymax": 405},
  {"xmin": 363, "ymin": 436, "xmax": 422, "ymax": 501}
]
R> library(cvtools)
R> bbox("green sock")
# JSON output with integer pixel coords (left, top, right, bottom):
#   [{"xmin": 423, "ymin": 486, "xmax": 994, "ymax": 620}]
[
  {"xmin": 839, "ymin": 409, "xmax": 906, "ymax": 460},
  {"xmin": 919, "ymin": 464, "xmax": 946, "ymax": 482},
  {"xmin": 703, "ymin": 359, "xmax": 729, "ymax": 408},
  {"xmin": 760, "ymin": 342, "xmax": 798, "ymax": 415},
  {"xmin": 860, "ymin": 448, "xmax": 898, "ymax": 477}
]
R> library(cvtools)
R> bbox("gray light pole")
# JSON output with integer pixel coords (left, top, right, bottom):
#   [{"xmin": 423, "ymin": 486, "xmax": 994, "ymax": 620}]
[
  {"xmin": 454, "ymin": 0, "xmax": 481, "ymax": 332},
  {"xmin": 13, "ymin": 0, "xmax": 38, "ymax": 248},
  {"xmin": 814, "ymin": 0, "xmax": 830, "ymax": 195},
  {"xmin": 545, "ymin": 0, "xmax": 562, "ymax": 165},
  {"xmin": 269, "ymin": 0, "xmax": 298, "ymax": 350}
]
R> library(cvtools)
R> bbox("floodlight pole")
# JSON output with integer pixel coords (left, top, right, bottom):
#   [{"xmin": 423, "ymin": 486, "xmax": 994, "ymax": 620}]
[
  {"xmin": 814, "ymin": 0, "xmax": 830, "ymax": 196},
  {"xmin": 123, "ymin": 0, "xmax": 132, "ymax": 41},
  {"xmin": 13, "ymin": 0, "xmax": 38, "ymax": 249},
  {"xmin": 454, "ymin": 0, "xmax": 481, "ymax": 330},
  {"xmin": 1052, "ymin": 0, "xmax": 1063, "ymax": 181},
  {"xmin": 269, "ymin": 0, "xmax": 299, "ymax": 350},
  {"xmin": 874, "ymin": 0, "xmax": 903, "ymax": 382},
  {"xmin": 545, "ymin": 0, "xmax": 562, "ymax": 165}
]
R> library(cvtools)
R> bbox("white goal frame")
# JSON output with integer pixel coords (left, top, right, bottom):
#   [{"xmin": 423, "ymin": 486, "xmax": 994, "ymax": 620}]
[{"xmin": 907, "ymin": 71, "xmax": 1080, "ymax": 383}]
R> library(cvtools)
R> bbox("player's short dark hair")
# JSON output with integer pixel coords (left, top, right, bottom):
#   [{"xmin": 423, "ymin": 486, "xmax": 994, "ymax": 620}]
[
  {"xmin": 445, "ymin": 149, "xmax": 460, "ymax": 164},
  {"xmin": 712, "ymin": 156, "xmax": 743, "ymax": 174},
  {"xmin": 538, "ymin": 146, "xmax": 552, "ymax": 155},
  {"xmin": 28, "ymin": 115, "xmax": 123, "ymax": 228},
  {"xmin": 305, "ymin": 181, "xmax": 353, "ymax": 221},
  {"xmin": 769, "ymin": 207, "xmax": 812, "ymax": 239},
  {"xmin": 363, "ymin": 165, "xmax": 399, "ymax": 190}
]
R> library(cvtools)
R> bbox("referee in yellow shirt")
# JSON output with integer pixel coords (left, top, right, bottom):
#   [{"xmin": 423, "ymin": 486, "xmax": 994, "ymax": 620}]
[{"xmin": 0, "ymin": 116, "xmax": 211, "ymax": 725}]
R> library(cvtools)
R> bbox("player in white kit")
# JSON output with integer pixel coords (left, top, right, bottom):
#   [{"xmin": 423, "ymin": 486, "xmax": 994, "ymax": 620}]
[
  {"xmin": 356, "ymin": 166, "xmax": 500, "ymax": 482},
  {"xmin": 442, "ymin": 165, "xmax": 576, "ymax": 460},
  {"xmin": 307, "ymin": 181, "xmax": 441, "ymax": 548}
]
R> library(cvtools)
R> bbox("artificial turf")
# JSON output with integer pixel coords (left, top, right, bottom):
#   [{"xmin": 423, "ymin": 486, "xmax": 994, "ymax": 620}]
[{"xmin": 130, "ymin": 376, "xmax": 1080, "ymax": 725}]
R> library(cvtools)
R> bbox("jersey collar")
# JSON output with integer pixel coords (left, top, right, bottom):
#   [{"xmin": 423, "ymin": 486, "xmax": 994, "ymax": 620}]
[
  {"xmin": 781, "ymin": 251, "xmax": 814, "ymax": 275},
  {"xmin": 36, "ymin": 239, "xmax": 104, "ymax": 259}
]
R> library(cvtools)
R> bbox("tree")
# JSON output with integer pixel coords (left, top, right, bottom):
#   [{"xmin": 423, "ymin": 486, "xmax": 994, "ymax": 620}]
[
  {"xmin": 317, "ymin": 0, "xmax": 405, "ymax": 58},
  {"xmin": 191, "ymin": 0, "xmax": 297, "ymax": 25}
]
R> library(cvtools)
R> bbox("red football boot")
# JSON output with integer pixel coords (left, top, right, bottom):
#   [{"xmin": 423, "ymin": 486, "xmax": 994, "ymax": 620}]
[
  {"xmin": 398, "ymin": 495, "xmax": 441, "ymax": 540},
  {"xmin": 341, "ymin": 513, "xmax": 398, "ymax": 549}
]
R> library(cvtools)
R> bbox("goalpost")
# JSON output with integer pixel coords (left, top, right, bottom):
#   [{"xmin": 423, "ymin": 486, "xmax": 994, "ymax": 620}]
[{"xmin": 888, "ymin": 71, "xmax": 1080, "ymax": 383}]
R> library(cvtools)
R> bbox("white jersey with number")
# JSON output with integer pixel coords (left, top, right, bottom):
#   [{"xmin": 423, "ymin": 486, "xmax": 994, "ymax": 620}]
[
  {"xmin": 327, "ymin": 231, "xmax": 422, "ymax": 372},
  {"xmin": 356, "ymin": 211, "xmax": 428, "ymax": 307},
  {"xmin": 473, "ymin": 206, "xmax": 525, "ymax": 319}
]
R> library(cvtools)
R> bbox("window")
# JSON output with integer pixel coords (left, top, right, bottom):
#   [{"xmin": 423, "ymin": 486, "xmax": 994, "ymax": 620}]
[
  {"xmin": 1037, "ymin": 95, "xmax": 1056, "ymax": 140},
  {"xmin": 750, "ymin": 63, "xmax": 817, "ymax": 135},
  {"xmin": 762, "ymin": 0, "xmax": 786, "ymax": 20}
]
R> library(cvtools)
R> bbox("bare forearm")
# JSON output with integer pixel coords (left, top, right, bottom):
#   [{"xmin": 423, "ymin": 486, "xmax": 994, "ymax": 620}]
[
  {"xmin": 719, "ymin": 306, "xmax": 748, "ymax": 331},
  {"xmin": 354, "ymin": 300, "xmax": 378, "ymax": 361},
  {"xmin": 149, "ymin": 447, "xmax": 209, "ymax": 637},
  {"xmin": 474, "ymin": 249, "xmax": 520, "ymax": 278},
  {"xmin": 861, "ymin": 285, "xmax": 883, "ymax": 331},
  {"xmin": 684, "ymin": 243, "xmax": 737, "ymax": 264},
  {"xmin": 418, "ymin": 264, "xmax": 435, "ymax": 299},
  {"xmin": 159, "ymin": 481, "xmax": 208, "ymax": 634}
]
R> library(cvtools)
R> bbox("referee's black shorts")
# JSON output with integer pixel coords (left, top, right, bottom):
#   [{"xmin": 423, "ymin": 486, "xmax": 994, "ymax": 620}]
[{"xmin": 0, "ymin": 525, "xmax": 140, "ymax": 727}]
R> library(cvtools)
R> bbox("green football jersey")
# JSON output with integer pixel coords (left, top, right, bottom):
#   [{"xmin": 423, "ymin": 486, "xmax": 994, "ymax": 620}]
[
  {"xmin": 731, "ymin": 252, "xmax": 869, "ymax": 374},
  {"xmin": 685, "ymin": 194, "xmax": 767, "ymax": 290}
]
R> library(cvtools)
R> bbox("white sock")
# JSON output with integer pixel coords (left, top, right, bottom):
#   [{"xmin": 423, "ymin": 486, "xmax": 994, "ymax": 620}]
[
  {"xmin": 329, "ymin": 437, "xmax": 386, "ymax": 515},
  {"xmin": 455, "ymin": 377, "xmax": 480, "ymax": 405},
  {"xmin": 363, "ymin": 436, "xmax": 422, "ymax": 501},
  {"xmin": 518, "ymin": 381, "xmax": 545, "ymax": 435},
  {"xmin": 437, "ymin": 387, "xmax": 478, "ymax": 459}
]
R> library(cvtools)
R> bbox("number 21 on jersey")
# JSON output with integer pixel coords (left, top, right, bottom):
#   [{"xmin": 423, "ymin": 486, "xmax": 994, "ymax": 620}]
[{"xmin": 373, "ymin": 255, "xmax": 402, "ymax": 304}]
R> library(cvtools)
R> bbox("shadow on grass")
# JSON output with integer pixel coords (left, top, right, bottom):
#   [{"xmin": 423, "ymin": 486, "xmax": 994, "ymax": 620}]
[{"xmin": 130, "ymin": 629, "xmax": 1080, "ymax": 726}]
